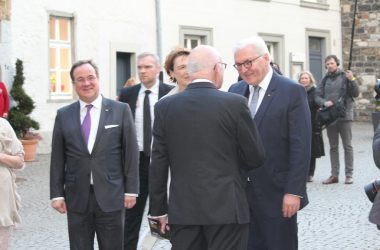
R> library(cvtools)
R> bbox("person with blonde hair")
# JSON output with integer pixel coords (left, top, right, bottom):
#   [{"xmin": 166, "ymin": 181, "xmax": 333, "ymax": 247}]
[
  {"xmin": 123, "ymin": 77, "xmax": 137, "ymax": 88},
  {"xmin": 298, "ymin": 71, "xmax": 325, "ymax": 182}
]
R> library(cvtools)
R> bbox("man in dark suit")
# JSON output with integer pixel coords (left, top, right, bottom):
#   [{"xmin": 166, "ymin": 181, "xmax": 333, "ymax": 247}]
[
  {"xmin": 149, "ymin": 45, "xmax": 266, "ymax": 250},
  {"xmin": 229, "ymin": 36, "xmax": 311, "ymax": 250},
  {"xmin": 50, "ymin": 60, "xmax": 139, "ymax": 250},
  {"xmin": 118, "ymin": 52, "xmax": 173, "ymax": 250}
]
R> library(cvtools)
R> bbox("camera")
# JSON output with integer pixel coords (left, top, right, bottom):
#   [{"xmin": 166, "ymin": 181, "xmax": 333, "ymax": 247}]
[{"xmin": 364, "ymin": 179, "xmax": 380, "ymax": 202}]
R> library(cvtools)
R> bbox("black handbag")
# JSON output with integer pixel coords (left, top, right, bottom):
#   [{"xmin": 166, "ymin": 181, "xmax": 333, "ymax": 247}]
[
  {"xmin": 316, "ymin": 98, "xmax": 346, "ymax": 128},
  {"xmin": 316, "ymin": 73, "xmax": 348, "ymax": 129}
]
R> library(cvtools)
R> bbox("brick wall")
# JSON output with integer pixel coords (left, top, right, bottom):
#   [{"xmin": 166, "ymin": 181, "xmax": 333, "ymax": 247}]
[{"xmin": 341, "ymin": 0, "xmax": 380, "ymax": 121}]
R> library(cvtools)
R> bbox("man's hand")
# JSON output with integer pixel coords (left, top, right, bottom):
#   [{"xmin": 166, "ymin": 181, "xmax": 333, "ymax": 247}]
[
  {"xmin": 124, "ymin": 195, "xmax": 136, "ymax": 209},
  {"xmin": 345, "ymin": 70, "xmax": 354, "ymax": 81},
  {"xmin": 282, "ymin": 194, "xmax": 300, "ymax": 218},
  {"xmin": 51, "ymin": 200, "xmax": 67, "ymax": 214},
  {"xmin": 324, "ymin": 100, "xmax": 334, "ymax": 107},
  {"xmin": 158, "ymin": 216, "xmax": 169, "ymax": 234}
]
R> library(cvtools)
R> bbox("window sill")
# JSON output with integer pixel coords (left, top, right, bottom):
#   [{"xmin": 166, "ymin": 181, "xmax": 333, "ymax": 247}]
[{"xmin": 300, "ymin": 1, "xmax": 329, "ymax": 11}]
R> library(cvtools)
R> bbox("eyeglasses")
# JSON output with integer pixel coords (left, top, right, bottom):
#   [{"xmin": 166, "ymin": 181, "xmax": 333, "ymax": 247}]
[
  {"xmin": 217, "ymin": 62, "xmax": 227, "ymax": 69},
  {"xmin": 74, "ymin": 75, "xmax": 97, "ymax": 84},
  {"xmin": 233, "ymin": 55, "xmax": 262, "ymax": 70}
]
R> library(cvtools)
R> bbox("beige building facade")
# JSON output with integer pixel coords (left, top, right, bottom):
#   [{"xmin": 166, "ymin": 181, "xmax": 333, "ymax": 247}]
[{"xmin": 0, "ymin": 0, "xmax": 342, "ymax": 152}]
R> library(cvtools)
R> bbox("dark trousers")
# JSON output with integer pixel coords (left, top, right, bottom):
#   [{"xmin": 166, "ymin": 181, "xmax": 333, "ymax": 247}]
[
  {"xmin": 308, "ymin": 157, "xmax": 316, "ymax": 176},
  {"xmin": 170, "ymin": 223, "xmax": 249, "ymax": 250},
  {"xmin": 124, "ymin": 152, "xmax": 150, "ymax": 250},
  {"xmin": 67, "ymin": 186, "xmax": 124, "ymax": 250},
  {"xmin": 247, "ymin": 204, "xmax": 298, "ymax": 250}
]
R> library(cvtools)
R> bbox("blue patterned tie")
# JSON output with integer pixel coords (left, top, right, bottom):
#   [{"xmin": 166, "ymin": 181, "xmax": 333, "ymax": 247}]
[
  {"xmin": 250, "ymin": 86, "xmax": 260, "ymax": 118},
  {"xmin": 82, "ymin": 104, "xmax": 93, "ymax": 145}
]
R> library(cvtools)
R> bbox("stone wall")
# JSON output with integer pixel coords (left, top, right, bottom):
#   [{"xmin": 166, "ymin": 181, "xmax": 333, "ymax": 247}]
[{"xmin": 341, "ymin": 0, "xmax": 380, "ymax": 121}]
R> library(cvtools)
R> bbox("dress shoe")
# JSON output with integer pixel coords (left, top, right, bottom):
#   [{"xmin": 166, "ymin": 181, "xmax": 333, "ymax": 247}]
[
  {"xmin": 345, "ymin": 176, "xmax": 353, "ymax": 184},
  {"xmin": 307, "ymin": 176, "xmax": 314, "ymax": 182},
  {"xmin": 322, "ymin": 176, "xmax": 338, "ymax": 184}
]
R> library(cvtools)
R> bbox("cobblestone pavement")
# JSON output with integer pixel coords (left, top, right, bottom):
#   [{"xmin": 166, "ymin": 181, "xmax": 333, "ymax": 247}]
[{"xmin": 9, "ymin": 122, "xmax": 380, "ymax": 250}]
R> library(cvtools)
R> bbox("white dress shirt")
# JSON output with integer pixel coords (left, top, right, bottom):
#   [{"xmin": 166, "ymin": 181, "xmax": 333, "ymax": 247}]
[
  {"xmin": 248, "ymin": 67, "xmax": 273, "ymax": 113},
  {"xmin": 79, "ymin": 95, "xmax": 102, "ymax": 154},
  {"xmin": 135, "ymin": 80, "xmax": 159, "ymax": 152}
]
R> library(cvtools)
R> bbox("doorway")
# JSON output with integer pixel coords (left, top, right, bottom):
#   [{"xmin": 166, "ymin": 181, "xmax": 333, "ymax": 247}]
[
  {"xmin": 116, "ymin": 52, "xmax": 133, "ymax": 96},
  {"xmin": 309, "ymin": 37, "xmax": 324, "ymax": 84}
]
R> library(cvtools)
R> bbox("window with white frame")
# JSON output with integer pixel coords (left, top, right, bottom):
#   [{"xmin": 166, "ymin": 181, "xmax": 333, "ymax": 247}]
[
  {"xmin": 259, "ymin": 33, "xmax": 284, "ymax": 73},
  {"xmin": 300, "ymin": 0, "xmax": 329, "ymax": 10},
  {"xmin": 49, "ymin": 15, "xmax": 73, "ymax": 99},
  {"xmin": 180, "ymin": 26, "xmax": 213, "ymax": 49}
]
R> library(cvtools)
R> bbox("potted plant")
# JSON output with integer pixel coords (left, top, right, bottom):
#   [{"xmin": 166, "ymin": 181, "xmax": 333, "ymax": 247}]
[{"xmin": 8, "ymin": 59, "xmax": 41, "ymax": 161}]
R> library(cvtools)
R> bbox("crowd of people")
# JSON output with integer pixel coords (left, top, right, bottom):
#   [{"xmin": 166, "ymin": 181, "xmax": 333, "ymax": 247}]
[
  {"xmin": 46, "ymin": 35, "xmax": 363, "ymax": 250},
  {"xmin": 0, "ymin": 34, "xmax": 364, "ymax": 250}
]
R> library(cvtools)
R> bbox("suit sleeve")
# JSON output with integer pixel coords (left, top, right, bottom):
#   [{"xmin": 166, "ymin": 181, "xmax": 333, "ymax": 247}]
[
  {"xmin": 149, "ymin": 103, "xmax": 169, "ymax": 216},
  {"xmin": 285, "ymin": 85, "xmax": 311, "ymax": 197},
  {"xmin": 50, "ymin": 111, "xmax": 66, "ymax": 199},
  {"xmin": 314, "ymin": 80, "xmax": 327, "ymax": 108},
  {"xmin": 122, "ymin": 103, "xmax": 139, "ymax": 194},
  {"xmin": 236, "ymin": 100, "xmax": 266, "ymax": 169},
  {"xmin": 373, "ymin": 124, "xmax": 380, "ymax": 169}
]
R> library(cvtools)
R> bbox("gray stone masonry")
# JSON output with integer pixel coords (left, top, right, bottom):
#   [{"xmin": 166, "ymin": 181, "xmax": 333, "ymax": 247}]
[{"xmin": 341, "ymin": 0, "xmax": 380, "ymax": 122}]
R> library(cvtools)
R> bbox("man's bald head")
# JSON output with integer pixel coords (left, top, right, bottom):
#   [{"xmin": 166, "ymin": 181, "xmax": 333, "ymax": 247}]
[{"xmin": 187, "ymin": 45, "xmax": 225, "ymax": 88}]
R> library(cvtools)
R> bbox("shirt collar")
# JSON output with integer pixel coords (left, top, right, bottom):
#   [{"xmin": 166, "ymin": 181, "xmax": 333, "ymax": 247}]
[
  {"xmin": 79, "ymin": 94, "xmax": 102, "ymax": 110},
  {"xmin": 192, "ymin": 79, "xmax": 212, "ymax": 83},
  {"xmin": 140, "ymin": 79, "xmax": 159, "ymax": 94},
  {"xmin": 249, "ymin": 66, "xmax": 273, "ymax": 92}
]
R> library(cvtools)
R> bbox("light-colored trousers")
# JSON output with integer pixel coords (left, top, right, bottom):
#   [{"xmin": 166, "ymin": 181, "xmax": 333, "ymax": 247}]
[
  {"xmin": 0, "ymin": 226, "xmax": 12, "ymax": 250},
  {"xmin": 326, "ymin": 120, "xmax": 354, "ymax": 177}
]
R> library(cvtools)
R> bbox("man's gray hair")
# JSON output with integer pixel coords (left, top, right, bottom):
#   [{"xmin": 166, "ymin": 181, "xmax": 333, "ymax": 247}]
[
  {"xmin": 137, "ymin": 52, "xmax": 161, "ymax": 66},
  {"xmin": 233, "ymin": 36, "xmax": 271, "ymax": 60}
]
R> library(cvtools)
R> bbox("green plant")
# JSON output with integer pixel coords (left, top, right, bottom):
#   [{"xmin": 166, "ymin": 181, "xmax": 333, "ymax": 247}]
[{"xmin": 8, "ymin": 59, "xmax": 40, "ymax": 138}]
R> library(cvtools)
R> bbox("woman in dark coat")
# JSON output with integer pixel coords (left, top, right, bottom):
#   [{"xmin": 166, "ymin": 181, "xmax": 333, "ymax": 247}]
[{"xmin": 298, "ymin": 71, "xmax": 325, "ymax": 182}]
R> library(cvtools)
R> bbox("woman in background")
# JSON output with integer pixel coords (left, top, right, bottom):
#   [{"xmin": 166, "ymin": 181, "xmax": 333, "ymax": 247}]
[
  {"xmin": 0, "ymin": 82, "xmax": 10, "ymax": 119},
  {"xmin": 298, "ymin": 71, "xmax": 325, "ymax": 182},
  {"xmin": 164, "ymin": 47, "xmax": 190, "ymax": 96},
  {"xmin": 0, "ymin": 118, "xmax": 25, "ymax": 249}
]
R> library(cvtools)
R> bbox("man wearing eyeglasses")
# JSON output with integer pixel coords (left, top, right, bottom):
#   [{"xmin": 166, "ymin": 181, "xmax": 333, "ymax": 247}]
[
  {"xmin": 229, "ymin": 36, "xmax": 311, "ymax": 250},
  {"xmin": 50, "ymin": 60, "xmax": 139, "ymax": 249},
  {"xmin": 149, "ymin": 45, "xmax": 265, "ymax": 250}
]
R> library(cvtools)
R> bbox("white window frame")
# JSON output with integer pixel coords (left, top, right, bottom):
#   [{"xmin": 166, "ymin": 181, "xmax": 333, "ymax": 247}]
[
  {"xmin": 300, "ymin": 0, "xmax": 329, "ymax": 10},
  {"xmin": 48, "ymin": 13, "xmax": 74, "ymax": 100},
  {"xmin": 179, "ymin": 26, "xmax": 213, "ymax": 49},
  {"xmin": 259, "ymin": 33, "xmax": 284, "ymax": 74}
]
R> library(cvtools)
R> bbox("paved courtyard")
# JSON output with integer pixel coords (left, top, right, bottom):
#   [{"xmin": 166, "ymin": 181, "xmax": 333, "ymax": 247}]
[{"xmin": 9, "ymin": 122, "xmax": 380, "ymax": 249}]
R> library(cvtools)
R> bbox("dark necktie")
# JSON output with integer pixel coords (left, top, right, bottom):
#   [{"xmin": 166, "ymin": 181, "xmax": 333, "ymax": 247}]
[
  {"xmin": 250, "ymin": 86, "xmax": 260, "ymax": 118},
  {"xmin": 143, "ymin": 90, "xmax": 152, "ymax": 156},
  {"xmin": 82, "ymin": 104, "xmax": 93, "ymax": 145}
]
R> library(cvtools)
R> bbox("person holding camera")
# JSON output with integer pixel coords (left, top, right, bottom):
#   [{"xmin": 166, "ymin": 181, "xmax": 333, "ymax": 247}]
[{"xmin": 315, "ymin": 55, "xmax": 359, "ymax": 185}]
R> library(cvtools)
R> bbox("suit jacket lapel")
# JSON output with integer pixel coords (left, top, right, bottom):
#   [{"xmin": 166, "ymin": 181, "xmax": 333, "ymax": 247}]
[
  {"xmin": 91, "ymin": 97, "xmax": 111, "ymax": 155},
  {"xmin": 254, "ymin": 76, "xmax": 278, "ymax": 127},
  {"xmin": 71, "ymin": 101, "xmax": 89, "ymax": 152},
  {"xmin": 129, "ymin": 85, "xmax": 141, "ymax": 118},
  {"xmin": 158, "ymin": 81, "xmax": 166, "ymax": 99}
]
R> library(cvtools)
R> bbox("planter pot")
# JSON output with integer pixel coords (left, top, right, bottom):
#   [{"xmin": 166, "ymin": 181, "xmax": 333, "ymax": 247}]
[{"xmin": 20, "ymin": 139, "xmax": 39, "ymax": 162}]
